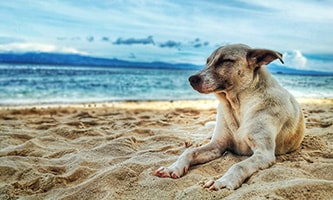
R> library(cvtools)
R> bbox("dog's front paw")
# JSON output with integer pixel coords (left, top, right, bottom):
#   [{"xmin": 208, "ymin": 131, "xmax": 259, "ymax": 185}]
[
  {"xmin": 154, "ymin": 166, "xmax": 188, "ymax": 179},
  {"xmin": 203, "ymin": 179, "xmax": 237, "ymax": 191}
]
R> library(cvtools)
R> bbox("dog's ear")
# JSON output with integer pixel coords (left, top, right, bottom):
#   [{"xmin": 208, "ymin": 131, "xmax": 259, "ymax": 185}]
[{"xmin": 247, "ymin": 49, "xmax": 284, "ymax": 68}]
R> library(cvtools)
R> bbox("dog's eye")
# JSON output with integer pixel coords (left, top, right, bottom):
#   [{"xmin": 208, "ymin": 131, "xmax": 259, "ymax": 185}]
[
  {"xmin": 216, "ymin": 58, "xmax": 234, "ymax": 66},
  {"xmin": 222, "ymin": 59, "xmax": 234, "ymax": 63}
]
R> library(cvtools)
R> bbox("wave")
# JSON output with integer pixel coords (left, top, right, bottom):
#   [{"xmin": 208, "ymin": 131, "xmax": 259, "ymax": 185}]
[{"xmin": 0, "ymin": 65, "xmax": 332, "ymax": 105}]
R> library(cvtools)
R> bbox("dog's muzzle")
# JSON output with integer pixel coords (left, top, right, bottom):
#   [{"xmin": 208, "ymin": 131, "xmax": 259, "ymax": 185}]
[
  {"xmin": 189, "ymin": 75, "xmax": 207, "ymax": 93},
  {"xmin": 189, "ymin": 75, "xmax": 202, "ymax": 87}
]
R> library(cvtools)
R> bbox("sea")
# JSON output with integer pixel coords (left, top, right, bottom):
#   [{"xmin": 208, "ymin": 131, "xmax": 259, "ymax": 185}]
[{"xmin": 0, "ymin": 64, "xmax": 332, "ymax": 105}]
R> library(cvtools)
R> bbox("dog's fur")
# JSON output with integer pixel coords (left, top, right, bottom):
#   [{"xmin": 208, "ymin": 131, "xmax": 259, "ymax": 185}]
[{"xmin": 154, "ymin": 44, "xmax": 305, "ymax": 190}]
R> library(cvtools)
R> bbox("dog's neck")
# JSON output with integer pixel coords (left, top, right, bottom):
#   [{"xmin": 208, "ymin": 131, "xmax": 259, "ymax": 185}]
[
  {"xmin": 215, "ymin": 92, "xmax": 239, "ymax": 110},
  {"xmin": 215, "ymin": 92, "xmax": 241, "ymax": 132},
  {"xmin": 215, "ymin": 91, "xmax": 241, "ymax": 125}
]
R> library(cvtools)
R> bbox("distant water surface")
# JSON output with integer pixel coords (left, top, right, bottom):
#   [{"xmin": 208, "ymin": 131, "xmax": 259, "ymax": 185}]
[{"xmin": 0, "ymin": 64, "xmax": 332, "ymax": 105}]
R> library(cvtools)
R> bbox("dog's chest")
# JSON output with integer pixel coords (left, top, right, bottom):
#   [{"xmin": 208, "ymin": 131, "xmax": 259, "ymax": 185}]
[{"xmin": 219, "ymin": 103, "xmax": 241, "ymax": 134}]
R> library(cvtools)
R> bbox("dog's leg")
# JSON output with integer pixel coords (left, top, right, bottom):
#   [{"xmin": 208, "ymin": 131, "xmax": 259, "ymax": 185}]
[
  {"xmin": 204, "ymin": 129, "xmax": 276, "ymax": 190},
  {"xmin": 154, "ymin": 140, "xmax": 226, "ymax": 178},
  {"xmin": 155, "ymin": 104, "xmax": 228, "ymax": 179}
]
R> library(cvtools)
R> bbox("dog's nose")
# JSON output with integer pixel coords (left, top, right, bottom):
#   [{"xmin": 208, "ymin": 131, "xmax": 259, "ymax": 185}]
[{"xmin": 189, "ymin": 75, "xmax": 201, "ymax": 85}]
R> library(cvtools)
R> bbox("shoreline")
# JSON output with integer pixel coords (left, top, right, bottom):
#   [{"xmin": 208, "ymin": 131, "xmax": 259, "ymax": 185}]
[
  {"xmin": 1, "ymin": 97, "xmax": 332, "ymax": 110},
  {"xmin": 0, "ymin": 99, "xmax": 218, "ymax": 111}
]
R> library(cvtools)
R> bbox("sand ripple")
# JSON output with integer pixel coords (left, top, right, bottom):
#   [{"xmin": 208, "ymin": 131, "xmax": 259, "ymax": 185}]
[{"xmin": 0, "ymin": 100, "xmax": 332, "ymax": 199}]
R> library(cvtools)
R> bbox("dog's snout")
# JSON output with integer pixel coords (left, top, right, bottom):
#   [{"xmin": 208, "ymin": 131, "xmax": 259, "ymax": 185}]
[{"xmin": 189, "ymin": 75, "xmax": 201, "ymax": 85}]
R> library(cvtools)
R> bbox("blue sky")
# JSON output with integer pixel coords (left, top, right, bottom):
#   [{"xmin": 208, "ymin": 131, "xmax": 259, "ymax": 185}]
[{"xmin": 0, "ymin": 0, "xmax": 333, "ymax": 72}]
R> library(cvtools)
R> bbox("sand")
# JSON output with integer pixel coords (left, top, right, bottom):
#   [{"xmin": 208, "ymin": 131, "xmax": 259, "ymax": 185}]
[{"xmin": 0, "ymin": 99, "xmax": 332, "ymax": 200}]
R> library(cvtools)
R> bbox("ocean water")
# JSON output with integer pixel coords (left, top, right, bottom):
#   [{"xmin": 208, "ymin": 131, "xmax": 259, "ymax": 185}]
[{"xmin": 0, "ymin": 64, "xmax": 332, "ymax": 105}]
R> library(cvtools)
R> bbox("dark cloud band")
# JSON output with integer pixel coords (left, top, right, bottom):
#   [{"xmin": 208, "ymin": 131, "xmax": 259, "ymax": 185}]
[{"xmin": 113, "ymin": 36, "xmax": 155, "ymax": 45}]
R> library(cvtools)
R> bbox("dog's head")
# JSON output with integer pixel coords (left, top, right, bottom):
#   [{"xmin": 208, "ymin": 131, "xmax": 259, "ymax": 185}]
[{"xmin": 189, "ymin": 44, "xmax": 284, "ymax": 94}]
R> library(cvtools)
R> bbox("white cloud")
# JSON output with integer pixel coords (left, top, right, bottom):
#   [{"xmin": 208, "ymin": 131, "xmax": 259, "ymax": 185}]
[
  {"xmin": 0, "ymin": 42, "xmax": 87, "ymax": 55},
  {"xmin": 282, "ymin": 50, "xmax": 333, "ymax": 72},
  {"xmin": 283, "ymin": 50, "xmax": 307, "ymax": 70}
]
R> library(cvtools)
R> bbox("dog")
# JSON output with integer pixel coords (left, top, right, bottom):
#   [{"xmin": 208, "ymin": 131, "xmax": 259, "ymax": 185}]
[{"xmin": 154, "ymin": 44, "xmax": 305, "ymax": 190}]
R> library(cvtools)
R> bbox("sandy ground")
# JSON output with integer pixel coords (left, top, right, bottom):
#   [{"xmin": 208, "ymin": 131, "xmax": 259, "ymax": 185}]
[{"xmin": 0, "ymin": 99, "xmax": 332, "ymax": 200}]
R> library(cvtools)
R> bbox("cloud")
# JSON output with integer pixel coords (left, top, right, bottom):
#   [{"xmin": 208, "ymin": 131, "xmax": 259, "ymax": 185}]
[
  {"xmin": 159, "ymin": 40, "xmax": 181, "ymax": 48},
  {"xmin": 70, "ymin": 37, "xmax": 81, "ymax": 41},
  {"xmin": 283, "ymin": 50, "xmax": 307, "ymax": 70},
  {"xmin": 86, "ymin": 36, "xmax": 94, "ymax": 42},
  {"xmin": 281, "ymin": 50, "xmax": 333, "ymax": 72},
  {"xmin": 189, "ymin": 38, "xmax": 209, "ymax": 48},
  {"xmin": 57, "ymin": 36, "xmax": 111, "ymax": 43},
  {"xmin": 113, "ymin": 36, "xmax": 155, "ymax": 45},
  {"xmin": 101, "ymin": 36, "xmax": 109, "ymax": 42},
  {"xmin": 0, "ymin": 42, "xmax": 87, "ymax": 55},
  {"xmin": 0, "ymin": 1, "xmax": 332, "ymax": 72},
  {"xmin": 56, "ymin": 37, "xmax": 82, "ymax": 41}
]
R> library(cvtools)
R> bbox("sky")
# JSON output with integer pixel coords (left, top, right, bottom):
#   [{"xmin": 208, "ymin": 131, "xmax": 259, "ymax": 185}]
[{"xmin": 0, "ymin": 0, "xmax": 332, "ymax": 72}]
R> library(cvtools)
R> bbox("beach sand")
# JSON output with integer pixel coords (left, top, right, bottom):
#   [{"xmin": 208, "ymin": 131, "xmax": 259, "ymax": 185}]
[{"xmin": 0, "ymin": 99, "xmax": 332, "ymax": 200}]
